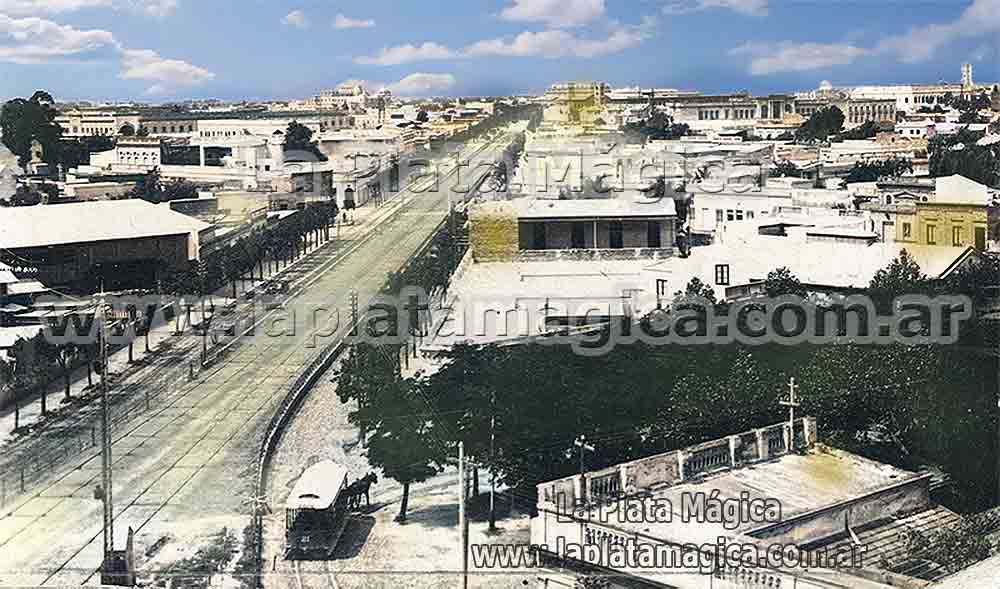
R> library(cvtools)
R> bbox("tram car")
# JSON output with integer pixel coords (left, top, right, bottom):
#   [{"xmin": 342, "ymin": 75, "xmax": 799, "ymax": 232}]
[{"xmin": 285, "ymin": 460, "xmax": 350, "ymax": 559}]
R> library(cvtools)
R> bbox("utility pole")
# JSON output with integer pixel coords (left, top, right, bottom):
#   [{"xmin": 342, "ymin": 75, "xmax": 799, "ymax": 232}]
[
  {"xmin": 575, "ymin": 435, "xmax": 595, "ymax": 504},
  {"xmin": 488, "ymin": 390, "xmax": 496, "ymax": 532},
  {"xmin": 458, "ymin": 441, "xmax": 469, "ymax": 589},
  {"xmin": 780, "ymin": 377, "xmax": 801, "ymax": 447},
  {"xmin": 780, "ymin": 377, "xmax": 801, "ymax": 429},
  {"xmin": 99, "ymin": 292, "xmax": 114, "ymax": 562},
  {"xmin": 574, "ymin": 435, "xmax": 595, "ymax": 477}
]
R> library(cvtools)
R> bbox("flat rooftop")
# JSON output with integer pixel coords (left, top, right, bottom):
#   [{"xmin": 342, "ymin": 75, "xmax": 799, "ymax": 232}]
[{"xmin": 580, "ymin": 447, "xmax": 920, "ymax": 546}]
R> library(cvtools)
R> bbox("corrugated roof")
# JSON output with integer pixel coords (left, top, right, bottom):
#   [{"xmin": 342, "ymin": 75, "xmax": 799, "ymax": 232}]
[{"xmin": 0, "ymin": 200, "xmax": 210, "ymax": 249}]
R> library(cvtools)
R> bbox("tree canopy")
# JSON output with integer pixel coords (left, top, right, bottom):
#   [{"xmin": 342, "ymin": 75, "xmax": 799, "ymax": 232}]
[
  {"xmin": 928, "ymin": 128, "xmax": 999, "ymax": 187},
  {"xmin": 845, "ymin": 157, "xmax": 914, "ymax": 184},
  {"xmin": 623, "ymin": 111, "xmax": 690, "ymax": 142},
  {"xmin": 795, "ymin": 106, "xmax": 845, "ymax": 144},
  {"xmin": 1, "ymin": 91, "xmax": 63, "ymax": 170},
  {"xmin": 283, "ymin": 121, "xmax": 327, "ymax": 162}
]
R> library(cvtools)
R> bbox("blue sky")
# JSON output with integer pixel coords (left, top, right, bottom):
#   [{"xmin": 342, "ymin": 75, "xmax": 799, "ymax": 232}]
[{"xmin": 1, "ymin": 0, "xmax": 998, "ymax": 102}]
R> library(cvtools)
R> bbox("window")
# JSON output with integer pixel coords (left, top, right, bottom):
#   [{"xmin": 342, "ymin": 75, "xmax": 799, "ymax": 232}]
[
  {"xmin": 647, "ymin": 221, "xmax": 661, "ymax": 248},
  {"xmin": 747, "ymin": 211, "xmax": 754, "ymax": 219},
  {"xmin": 532, "ymin": 223, "xmax": 547, "ymax": 249},
  {"xmin": 726, "ymin": 210, "xmax": 735, "ymax": 222},
  {"xmin": 926, "ymin": 225, "xmax": 936, "ymax": 244},
  {"xmin": 714, "ymin": 264, "xmax": 730, "ymax": 286},
  {"xmin": 656, "ymin": 279, "xmax": 669, "ymax": 298},
  {"xmin": 608, "ymin": 221, "xmax": 624, "ymax": 249},
  {"xmin": 736, "ymin": 210, "xmax": 744, "ymax": 221},
  {"xmin": 571, "ymin": 222, "xmax": 586, "ymax": 249},
  {"xmin": 716, "ymin": 209, "xmax": 724, "ymax": 225},
  {"xmin": 952, "ymin": 226, "xmax": 963, "ymax": 246},
  {"xmin": 902, "ymin": 222, "xmax": 912, "ymax": 239}
]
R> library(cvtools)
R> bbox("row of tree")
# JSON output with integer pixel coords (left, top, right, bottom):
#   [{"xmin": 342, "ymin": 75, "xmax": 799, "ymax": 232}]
[
  {"xmin": 0, "ymin": 202, "xmax": 341, "ymax": 432},
  {"xmin": 336, "ymin": 252, "xmax": 999, "ymax": 522},
  {"xmin": 0, "ymin": 330, "xmax": 105, "ymax": 432}
]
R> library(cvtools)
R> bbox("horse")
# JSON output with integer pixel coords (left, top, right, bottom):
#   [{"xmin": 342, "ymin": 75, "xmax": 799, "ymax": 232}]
[{"xmin": 346, "ymin": 472, "xmax": 378, "ymax": 511}]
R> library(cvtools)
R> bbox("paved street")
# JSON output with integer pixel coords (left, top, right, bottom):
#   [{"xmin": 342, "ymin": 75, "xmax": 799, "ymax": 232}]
[{"xmin": 0, "ymin": 134, "xmax": 512, "ymax": 587}]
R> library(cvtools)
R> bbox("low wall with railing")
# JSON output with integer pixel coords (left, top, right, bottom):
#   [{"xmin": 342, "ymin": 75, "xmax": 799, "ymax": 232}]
[{"xmin": 537, "ymin": 417, "xmax": 817, "ymax": 508}]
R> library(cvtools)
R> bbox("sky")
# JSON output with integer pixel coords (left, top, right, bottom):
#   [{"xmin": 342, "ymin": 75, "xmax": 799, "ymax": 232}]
[{"xmin": 0, "ymin": 0, "xmax": 998, "ymax": 102}]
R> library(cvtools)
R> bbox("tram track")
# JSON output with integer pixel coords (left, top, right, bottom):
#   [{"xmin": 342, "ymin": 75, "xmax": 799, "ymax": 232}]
[{"xmin": 0, "ymin": 134, "xmax": 511, "ymax": 586}]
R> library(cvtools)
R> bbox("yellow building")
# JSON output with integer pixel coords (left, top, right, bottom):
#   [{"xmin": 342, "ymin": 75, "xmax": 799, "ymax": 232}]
[
  {"xmin": 541, "ymin": 82, "xmax": 608, "ymax": 130},
  {"xmin": 895, "ymin": 174, "xmax": 990, "ymax": 250}
]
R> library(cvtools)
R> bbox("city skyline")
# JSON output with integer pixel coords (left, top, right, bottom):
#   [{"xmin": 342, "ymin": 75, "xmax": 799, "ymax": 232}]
[{"xmin": 1, "ymin": 0, "xmax": 999, "ymax": 102}]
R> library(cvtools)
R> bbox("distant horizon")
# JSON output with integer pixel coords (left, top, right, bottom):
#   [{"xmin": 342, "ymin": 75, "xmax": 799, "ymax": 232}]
[
  {"xmin": 28, "ymin": 68, "xmax": 997, "ymax": 107},
  {"xmin": 2, "ymin": 1, "xmax": 999, "ymax": 103}
]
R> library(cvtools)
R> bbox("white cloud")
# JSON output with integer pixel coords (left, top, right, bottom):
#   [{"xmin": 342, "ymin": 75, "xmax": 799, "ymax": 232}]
[
  {"xmin": 355, "ymin": 16, "xmax": 655, "ymax": 65},
  {"xmin": 467, "ymin": 18, "xmax": 654, "ymax": 58},
  {"xmin": 281, "ymin": 9, "xmax": 307, "ymax": 28},
  {"xmin": 0, "ymin": 14, "xmax": 115, "ymax": 64},
  {"xmin": 875, "ymin": 0, "xmax": 1000, "ymax": 64},
  {"xmin": 663, "ymin": 0, "xmax": 767, "ymax": 17},
  {"xmin": 0, "ymin": 13, "xmax": 211, "ymax": 93},
  {"xmin": 729, "ymin": 41, "xmax": 869, "ymax": 75},
  {"xmin": 354, "ymin": 42, "xmax": 455, "ymax": 66},
  {"xmin": 334, "ymin": 13, "xmax": 375, "ymax": 29},
  {"xmin": 386, "ymin": 72, "xmax": 456, "ymax": 96},
  {"xmin": 730, "ymin": 0, "xmax": 1000, "ymax": 75},
  {"xmin": 0, "ymin": 0, "xmax": 177, "ymax": 17},
  {"xmin": 119, "ymin": 47, "xmax": 215, "ymax": 93},
  {"xmin": 499, "ymin": 0, "xmax": 605, "ymax": 28}
]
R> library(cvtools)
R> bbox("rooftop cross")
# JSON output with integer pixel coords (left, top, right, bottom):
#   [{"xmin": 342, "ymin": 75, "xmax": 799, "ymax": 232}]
[{"xmin": 779, "ymin": 377, "xmax": 801, "ymax": 429}]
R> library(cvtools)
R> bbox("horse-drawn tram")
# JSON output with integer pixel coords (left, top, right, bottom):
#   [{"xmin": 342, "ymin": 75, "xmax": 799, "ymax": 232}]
[{"xmin": 285, "ymin": 460, "xmax": 351, "ymax": 560}]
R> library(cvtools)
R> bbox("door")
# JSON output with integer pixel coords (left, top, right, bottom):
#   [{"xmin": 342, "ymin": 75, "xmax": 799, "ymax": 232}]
[{"xmin": 975, "ymin": 226, "xmax": 987, "ymax": 250}]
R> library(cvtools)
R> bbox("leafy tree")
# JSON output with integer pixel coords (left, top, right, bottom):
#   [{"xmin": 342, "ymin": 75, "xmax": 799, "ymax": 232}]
[
  {"xmin": 795, "ymin": 106, "xmax": 845, "ymax": 144},
  {"xmin": 415, "ymin": 110, "xmax": 429, "ymax": 123},
  {"xmin": 0, "ymin": 91, "xmax": 63, "ymax": 170},
  {"xmin": 949, "ymin": 93, "xmax": 991, "ymax": 124},
  {"xmin": 837, "ymin": 120, "xmax": 882, "ymax": 140},
  {"xmin": 161, "ymin": 179, "xmax": 201, "ymax": 202},
  {"xmin": 335, "ymin": 343, "xmax": 447, "ymax": 522},
  {"xmin": 845, "ymin": 157, "xmax": 913, "ymax": 183},
  {"xmin": 130, "ymin": 167, "xmax": 164, "ymax": 202},
  {"xmin": 39, "ymin": 340, "xmax": 78, "ymax": 401},
  {"xmin": 763, "ymin": 267, "xmax": 807, "ymax": 298},
  {"xmin": 283, "ymin": 121, "xmax": 326, "ymax": 162},
  {"xmin": 673, "ymin": 276, "xmax": 717, "ymax": 306},
  {"xmin": 868, "ymin": 250, "xmax": 933, "ymax": 314},
  {"xmin": 57, "ymin": 135, "xmax": 115, "ymax": 169},
  {"xmin": 928, "ymin": 128, "xmax": 999, "ymax": 187},
  {"xmin": 623, "ymin": 112, "xmax": 690, "ymax": 142}
]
